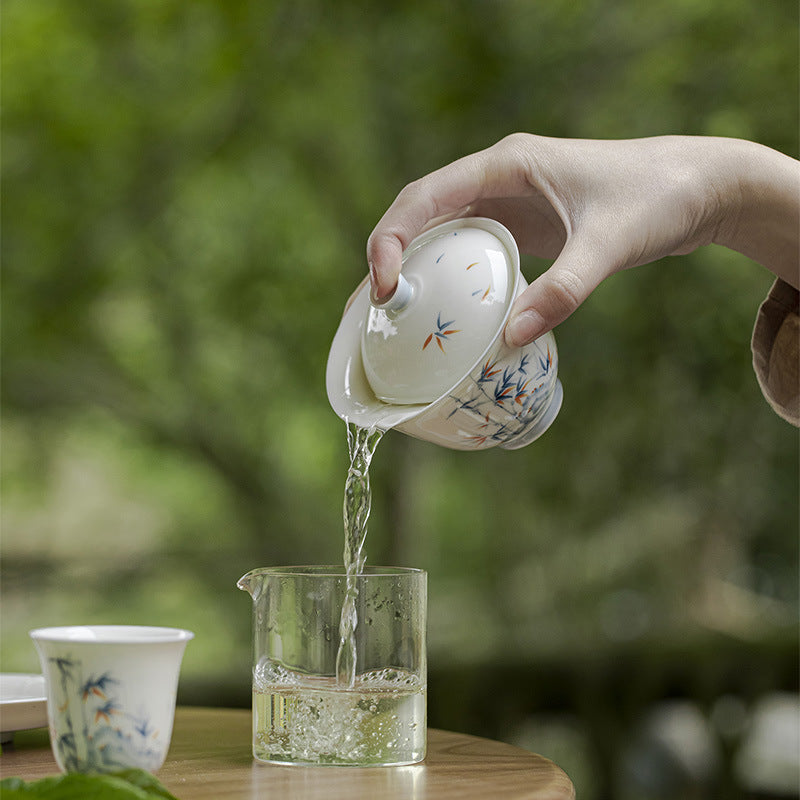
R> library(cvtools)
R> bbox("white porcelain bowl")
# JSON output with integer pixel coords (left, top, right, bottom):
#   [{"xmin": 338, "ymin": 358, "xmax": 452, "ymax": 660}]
[{"xmin": 327, "ymin": 218, "xmax": 562, "ymax": 451}]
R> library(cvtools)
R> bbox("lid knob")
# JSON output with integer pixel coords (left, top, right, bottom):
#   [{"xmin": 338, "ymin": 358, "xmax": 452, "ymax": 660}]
[{"xmin": 370, "ymin": 273, "xmax": 414, "ymax": 315}]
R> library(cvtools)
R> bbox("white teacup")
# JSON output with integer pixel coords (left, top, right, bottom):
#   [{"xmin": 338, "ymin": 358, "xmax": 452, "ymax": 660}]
[{"xmin": 30, "ymin": 625, "xmax": 193, "ymax": 774}]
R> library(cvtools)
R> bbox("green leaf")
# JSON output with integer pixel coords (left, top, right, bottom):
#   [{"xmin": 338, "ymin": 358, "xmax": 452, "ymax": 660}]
[
  {"xmin": 0, "ymin": 770, "xmax": 178, "ymax": 800},
  {"xmin": 107, "ymin": 770, "xmax": 178, "ymax": 800}
]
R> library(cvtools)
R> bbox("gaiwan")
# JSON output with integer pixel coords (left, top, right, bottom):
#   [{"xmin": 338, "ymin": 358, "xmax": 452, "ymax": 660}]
[{"xmin": 326, "ymin": 217, "xmax": 562, "ymax": 450}]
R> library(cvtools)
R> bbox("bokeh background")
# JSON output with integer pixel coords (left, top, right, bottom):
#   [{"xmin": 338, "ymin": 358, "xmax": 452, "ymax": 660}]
[{"xmin": 2, "ymin": 1, "xmax": 798, "ymax": 798}]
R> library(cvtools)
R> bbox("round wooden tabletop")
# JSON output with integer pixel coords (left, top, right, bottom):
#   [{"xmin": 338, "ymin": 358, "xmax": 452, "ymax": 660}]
[{"xmin": 1, "ymin": 706, "xmax": 575, "ymax": 799}]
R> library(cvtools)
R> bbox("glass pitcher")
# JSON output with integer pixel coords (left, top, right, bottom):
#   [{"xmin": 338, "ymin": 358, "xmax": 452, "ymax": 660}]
[{"xmin": 237, "ymin": 565, "xmax": 427, "ymax": 766}]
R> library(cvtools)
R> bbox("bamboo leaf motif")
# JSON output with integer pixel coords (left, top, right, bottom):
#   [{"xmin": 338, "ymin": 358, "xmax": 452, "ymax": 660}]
[
  {"xmin": 48, "ymin": 656, "xmax": 163, "ymax": 771},
  {"xmin": 422, "ymin": 312, "xmax": 460, "ymax": 352},
  {"xmin": 444, "ymin": 338, "xmax": 557, "ymax": 447}
]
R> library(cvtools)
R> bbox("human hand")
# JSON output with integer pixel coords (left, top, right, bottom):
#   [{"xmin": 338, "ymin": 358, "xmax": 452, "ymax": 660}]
[{"xmin": 365, "ymin": 134, "xmax": 799, "ymax": 346}]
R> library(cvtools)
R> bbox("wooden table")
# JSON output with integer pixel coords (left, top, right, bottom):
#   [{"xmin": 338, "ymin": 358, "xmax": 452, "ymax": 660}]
[{"xmin": 1, "ymin": 707, "xmax": 575, "ymax": 799}]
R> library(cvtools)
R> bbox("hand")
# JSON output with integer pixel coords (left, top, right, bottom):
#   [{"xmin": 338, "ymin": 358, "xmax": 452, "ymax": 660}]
[{"xmin": 366, "ymin": 134, "xmax": 800, "ymax": 346}]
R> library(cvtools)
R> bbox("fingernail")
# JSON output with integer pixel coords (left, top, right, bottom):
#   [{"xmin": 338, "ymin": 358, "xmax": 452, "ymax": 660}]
[
  {"xmin": 369, "ymin": 263, "xmax": 398, "ymax": 305},
  {"xmin": 505, "ymin": 310, "xmax": 546, "ymax": 347},
  {"xmin": 369, "ymin": 262, "xmax": 387, "ymax": 303}
]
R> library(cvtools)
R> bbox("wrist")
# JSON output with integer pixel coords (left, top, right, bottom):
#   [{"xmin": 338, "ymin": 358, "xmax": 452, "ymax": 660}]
[{"xmin": 711, "ymin": 139, "xmax": 800, "ymax": 287}]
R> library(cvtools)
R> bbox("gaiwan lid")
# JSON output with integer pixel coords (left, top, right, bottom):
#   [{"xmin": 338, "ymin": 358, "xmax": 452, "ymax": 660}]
[{"xmin": 361, "ymin": 218, "xmax": 519, "ymax": 405}]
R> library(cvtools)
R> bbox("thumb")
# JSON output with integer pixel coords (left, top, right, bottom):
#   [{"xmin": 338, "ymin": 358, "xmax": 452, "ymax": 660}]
[
  {"xmin": 504, "ymin": 238, "xmax": 612, "ymax": 347},
  {"xmin": 366, "ymin": 229, "xmax": 404, "ymax": 302}
]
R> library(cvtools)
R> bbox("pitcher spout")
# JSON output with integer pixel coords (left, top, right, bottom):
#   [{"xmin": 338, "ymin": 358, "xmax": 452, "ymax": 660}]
[{"xmin": 237, "ymin": 569, "xmax": 265, "ymax": 601}]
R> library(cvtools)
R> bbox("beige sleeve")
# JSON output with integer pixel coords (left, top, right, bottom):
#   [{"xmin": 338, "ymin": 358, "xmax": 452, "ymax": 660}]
[{"xmin": 751, "ymin": 279, "xmax": 799, "ymax": 426}]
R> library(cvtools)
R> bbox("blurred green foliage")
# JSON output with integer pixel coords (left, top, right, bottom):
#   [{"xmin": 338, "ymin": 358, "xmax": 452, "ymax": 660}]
[{"xmin": 2, "ymin": 1, "xmax": 798, "ymax": 797}]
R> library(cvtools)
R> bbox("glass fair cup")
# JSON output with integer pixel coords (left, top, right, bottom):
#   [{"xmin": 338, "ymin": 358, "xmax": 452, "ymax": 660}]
[
  {"xmin": 30, "ymin": 625, "xmax": 193, "ymax": 774},
  {"xmin": 237, "ymin": 566, "xmax": 427, "ymax": 766}
]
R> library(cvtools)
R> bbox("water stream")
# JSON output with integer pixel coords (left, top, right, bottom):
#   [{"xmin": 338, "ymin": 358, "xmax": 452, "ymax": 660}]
[{"xmin": 335, "ymin": 421, "xmax": 384, "ymax": 687}]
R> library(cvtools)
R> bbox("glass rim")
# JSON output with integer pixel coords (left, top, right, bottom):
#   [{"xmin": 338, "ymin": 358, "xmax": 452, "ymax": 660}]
[
  {"xmin": 239, "ymin": 565, "xmax": 426, "ymax": 579},
  {"xmin": 29, "ymin": 625, "xmax": 195, "ymax": 644}
]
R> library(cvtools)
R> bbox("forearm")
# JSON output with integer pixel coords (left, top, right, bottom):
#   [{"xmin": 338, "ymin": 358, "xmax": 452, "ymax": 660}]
[{"xmin": 712, "ymin": 139, "xmax": 800, "ymax": 289}]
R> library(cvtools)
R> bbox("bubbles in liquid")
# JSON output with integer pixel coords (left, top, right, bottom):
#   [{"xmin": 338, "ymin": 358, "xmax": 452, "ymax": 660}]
[
  {"xmin": 255, "ymin": 657, "xmax": 301, "ymax": 689},
  {"xmin": 253, "ymin": 661, "xmax": 426, "ymax": 765},
  {"xmin": 360, "ymin": 667, "xmax": 422, "ymax": 687}
]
